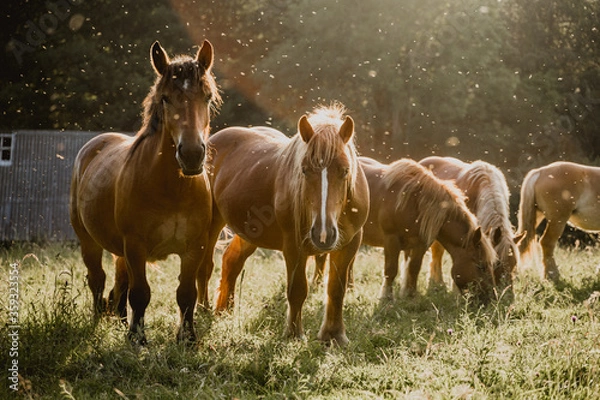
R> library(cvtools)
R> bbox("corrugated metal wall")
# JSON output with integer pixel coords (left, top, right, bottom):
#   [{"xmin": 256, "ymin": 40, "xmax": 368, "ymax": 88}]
[{"xmin": 0, "ymin": 130, "xmax": 98, "ymax": 242}]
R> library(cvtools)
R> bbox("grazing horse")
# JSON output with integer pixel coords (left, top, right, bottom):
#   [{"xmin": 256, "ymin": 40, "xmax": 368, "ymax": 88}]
[
  {"xmin": 419, "ymin": 156, "xmax": 522, "ymax": 287},
  {"xmin": 199, "ymin": 104, "xmax": 369, "ymax": 346},
  {"xmin": 358, "ymin": 157, "xmax": 496, "ymax": 300},
  {"xmin": 69, "ymin": 40, "xmax": 221, "ymax": 343},
  {"xmin": 517, "ymin": 161, "xmax": 600, "ymax": 281}
]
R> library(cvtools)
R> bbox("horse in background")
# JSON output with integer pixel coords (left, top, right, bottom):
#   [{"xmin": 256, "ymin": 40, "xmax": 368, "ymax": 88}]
[
  {"xmin": 356, "ymin": 157, "xmax": 496, "ymax": 300},
  {"xmin": 420, "ymin": 156, "xmax": 523, "ymax": 288},
  {"xmin": 517, "ymin": 161, "xmax": 600, "ymax": 281},
  {"xmin": 199, "ymin": 104, "xmax": 369, "ymax": 346},
  {"xmin": 70, "ymin": 40, "xmax": 221, "ymax": 344}
]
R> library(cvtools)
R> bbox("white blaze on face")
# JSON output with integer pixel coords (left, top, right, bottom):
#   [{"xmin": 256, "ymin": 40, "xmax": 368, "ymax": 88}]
[
  {"xmin": 183, "ymin": 79, "xmax": 190, "ymax": 90},
  {"xmin": 320, "ymin": 167, "xmax": 328, "ymax": 243}
]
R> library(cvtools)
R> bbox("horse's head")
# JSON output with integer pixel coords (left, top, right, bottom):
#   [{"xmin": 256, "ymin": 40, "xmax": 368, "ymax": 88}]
[
  {"xmin": 297, "ymin": 111, "xmax": 356, "ymax": 252},
  {"xmin": 149, "ymin": 40, "xmax": 220, "ymax": 176},
  {"xmin": 451, "ymin": 226, "xmax": 497, "ymax": 301},
  {"xmin": 490, "ymin": 228, "xmax": 522, "ymax": 285},
  {"xmin": 491, "ymin": 228, "xmax": 525, "ymax": 286}
]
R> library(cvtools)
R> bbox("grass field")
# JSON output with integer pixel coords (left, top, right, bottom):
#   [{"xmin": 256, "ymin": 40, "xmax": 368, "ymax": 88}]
[{"xmin": 1, "ymin": 242, "xmax": 600, "ymax": 399}]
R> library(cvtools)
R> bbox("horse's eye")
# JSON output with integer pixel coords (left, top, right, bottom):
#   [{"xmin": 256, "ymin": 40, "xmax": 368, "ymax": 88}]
[
  {"xmin": 301, "ymin": 166, "xmax": 307, "ymax": 175},
  {"xmin": 343, "ymin": 167, "xmax": 350, "ymax": 176},
  {"xmin": 161, "ymin": 95, "xmax": 170, "ymax": 105}
]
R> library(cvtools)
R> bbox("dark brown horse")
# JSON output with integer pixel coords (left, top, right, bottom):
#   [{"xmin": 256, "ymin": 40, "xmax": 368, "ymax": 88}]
[
  {"xmin": 517, "ymin": 161, "xmax": 600, "ymax": 281},
  {"xmin": 199, "ymin": 104, "xmax": 369, "ymax": 346},
  {"xmin": 420, "ymin": 156, "xmax": 522, "ymax": 287},
  {"xmin": 359, "ymin": 157, "xmax": 496, "ymax": 299},
  {"xmin": 70, "ymin": 41, "xmax": 221, "ymax": 343}
]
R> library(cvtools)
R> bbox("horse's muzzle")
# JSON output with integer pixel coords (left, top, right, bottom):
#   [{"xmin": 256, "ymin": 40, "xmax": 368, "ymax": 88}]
[
  {"xmin": 311, "ymin": 225, "xmax": 338, "ymax": 251},
  {"xmin": 177, "ymin": 142, "xmax": 206, "ymax": 176}
]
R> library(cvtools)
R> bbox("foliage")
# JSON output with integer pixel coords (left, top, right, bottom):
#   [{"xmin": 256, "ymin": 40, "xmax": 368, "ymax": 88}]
[
  {"xmin": 1, "ymin": 243, "xmax": 600, "ymax": 398},
  {"xmin": 2, "ymin": 0, "xmax": 599, "ymax": 177}
]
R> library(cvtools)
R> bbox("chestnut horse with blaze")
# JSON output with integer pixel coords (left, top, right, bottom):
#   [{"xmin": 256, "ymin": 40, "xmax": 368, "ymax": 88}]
[
  {"xmin": 70, "ymin": 41, "xmax": 221, "ymax": 344},
  {"xmin": 199, "ymin": 104, "xmax": 369, "ymax": 346}
]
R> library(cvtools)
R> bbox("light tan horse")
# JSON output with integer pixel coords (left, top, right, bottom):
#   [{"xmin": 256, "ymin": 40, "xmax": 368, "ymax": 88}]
[
  {"xmin": 517, "ymin": 161, "xmax": 600, "ymax": 281},
  {"xmin": 199, "ymin": 104, "xmax": 369, "ymax": 346},
  {"xmin": 358, "ymin": 157, "xmax": 496, "ymax": 300},
  {"xmin": 70, "ymin": 41, "xmax": 221, "ymax": 344},
  {"xmin": 420, "ymin": 156, "xmax": 522, "ymax": 288}
]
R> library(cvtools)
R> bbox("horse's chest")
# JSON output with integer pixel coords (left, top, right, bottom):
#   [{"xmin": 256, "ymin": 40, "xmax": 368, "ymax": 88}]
[{"xmin": 148, "ymin": 214, "xmax": 192, "ymax": 258}]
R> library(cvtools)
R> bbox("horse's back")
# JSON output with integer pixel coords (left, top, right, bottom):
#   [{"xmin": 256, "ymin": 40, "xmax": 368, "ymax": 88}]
[
  {"xmin": 533, "ymin": 161, "xmax": 600, "ymax": 230},
  {"xmin": 419, "ymin": 156, "xmax": 467, "ymax": 180},
  {"xmin": 359, "ymin": 157, "xmax": 419, "ymax": 247},
  {"xmin": 208, "ymin": 126, "xmax": 288, "ymax": 249},
  {"xmin": 209, "ymin": 126, "xmax": 288, "ymax": 152}
]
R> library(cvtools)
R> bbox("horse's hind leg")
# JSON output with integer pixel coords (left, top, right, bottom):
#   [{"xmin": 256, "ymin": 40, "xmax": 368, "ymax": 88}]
[
  {"xmin": 428, "ymin": 241, "xmax": 445, "ymax": 288},
  {"xmin": 539, "ymin": 218, "xmax": 567, "ymax": 281},
  {"xmin": 215, "ymin": 234, "xmax": 257, "ymax": 312},
  {"xmin": 123, "ymin": 240, "xmax": 150, "ymax": 345},
  {"xmin": 177, "ymin": 247, "xmax": 205, "ymax": 343},
  {"xmin": 311, "ymin": 254, "xmax": 328, "ymax": 286},
  {"xmin": 380, "ymin": 235, "xmax": 401, "ymax": 301},
  {"xmin": 79, "ymin": 237, "xmax": 107, "ymax": 315},
  {"xmin": 401, "ymin": 246, "xmax": 427, "ymax": 297},
  {"xmin": 109, "ymin": 256, "xmax": 129, "ymax": 322}
]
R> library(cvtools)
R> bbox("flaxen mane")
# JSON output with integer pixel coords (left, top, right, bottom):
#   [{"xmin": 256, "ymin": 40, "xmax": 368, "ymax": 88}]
[
  {"xmin": 458, "ymin": 161, "xmax": 516, "ymax": 260},
  {"xmin": 383, "ymin": 159, "xmax": 475, "ymax": 246}
]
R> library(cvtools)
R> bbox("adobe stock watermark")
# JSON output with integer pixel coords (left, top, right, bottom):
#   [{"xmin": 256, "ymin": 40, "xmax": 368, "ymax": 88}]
[
  {"xmin": 7, "ymin": 262, "xmax": 20, "ymax": 392},
  {"xmin": 7, "ymin": 0, "xmax": 85, "ymax": 67}
]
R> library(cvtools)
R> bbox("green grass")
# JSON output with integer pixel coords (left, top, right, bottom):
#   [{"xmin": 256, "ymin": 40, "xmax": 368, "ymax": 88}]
[{"xmin": 2, "ymin": 243, "xmax": 600, "ymax": 399}]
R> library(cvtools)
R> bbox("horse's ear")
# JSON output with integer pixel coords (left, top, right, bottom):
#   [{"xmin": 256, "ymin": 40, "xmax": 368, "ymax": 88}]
[
  {"xmin": 339, "ymin": 116, "xmax": 354, "ymax": 144},
  {"xmin": 298, "ymin": 115, "xmax": 314, "ymax": 143},
  {"xmin": 196, "ymin": 40, "xmax": 214, "ymax": 71},
  {"xmin": 151, "ymin": 41, "xmax": 169, "ymax": 76},
  {"xmin": 473, "ymin": 227, "xmax": 482, "ymax": 244}
]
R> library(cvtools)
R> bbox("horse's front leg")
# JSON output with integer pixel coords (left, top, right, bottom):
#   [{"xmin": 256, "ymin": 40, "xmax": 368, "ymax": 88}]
[
  {"xmin": 108, "ymin": 256, "xmax": 129, "ymax": 323},
  {"xmin": 282, "ymin": 243, "xmax": 309, "ymax": 340},
  {"xmin": 540, "ymin": 219, "xmax": 566, "ymax": 281},
  {"xmin": 318, "ymin": 232, "xmax": 361, "ymax": 346},
  {"xmin": 177, "ymin": 247, "xmax": 204, "ymax": 343},
  {"xmin": 124, "ymin": 239, "xmax": 150, "ymax": 345}
]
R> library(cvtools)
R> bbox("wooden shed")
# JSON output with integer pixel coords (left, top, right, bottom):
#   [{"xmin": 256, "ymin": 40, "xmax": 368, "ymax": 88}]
[{"xmin": 0, "ymin": 130, "xmax": 99, "ymax": 242}]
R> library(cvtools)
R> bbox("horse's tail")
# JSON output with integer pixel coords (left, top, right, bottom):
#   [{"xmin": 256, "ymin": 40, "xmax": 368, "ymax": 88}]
[
  {"xmin": 517, "ymin": 168, "xmax": 540, "ymax": 257},
  {"xmin": 216, "ymin": 226, "xmax": 235, "ymax": 251}
]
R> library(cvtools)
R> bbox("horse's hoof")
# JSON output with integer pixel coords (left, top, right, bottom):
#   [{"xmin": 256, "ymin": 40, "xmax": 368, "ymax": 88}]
[
  {"xmin": 127, "ymin": 329, "xmax": 148, "ymax": 346},
  {"xmin": 318, "ymin": 331, "xmax": 349, "ymax": 347},
  {"xmin": 177, "ymin": 325, "xmax": 198, "ymax": 345},
  {"xmin": 378, "ymin": 286, "xmax": 394, "ymax": 302}
]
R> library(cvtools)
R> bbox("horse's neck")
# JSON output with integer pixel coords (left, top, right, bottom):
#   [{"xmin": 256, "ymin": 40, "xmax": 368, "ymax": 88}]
[{"xmin": 133, "ymin": 128, "xmax": 181, "ymax": 179}]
